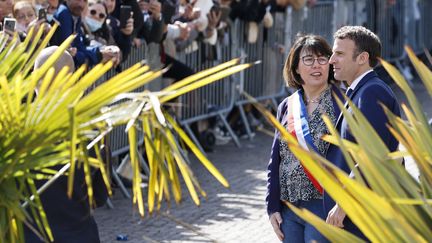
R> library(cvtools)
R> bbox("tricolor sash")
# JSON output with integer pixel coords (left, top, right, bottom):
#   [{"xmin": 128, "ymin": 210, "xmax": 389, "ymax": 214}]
[{"xmin": 284, "ymin": 90, "xmax": 323, "ymax": 194}]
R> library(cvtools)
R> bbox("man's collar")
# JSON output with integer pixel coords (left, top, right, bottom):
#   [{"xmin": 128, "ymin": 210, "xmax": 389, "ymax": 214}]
[{"xmin": 348, "ymin": 69, "xmax": 373, "ymax": 91}]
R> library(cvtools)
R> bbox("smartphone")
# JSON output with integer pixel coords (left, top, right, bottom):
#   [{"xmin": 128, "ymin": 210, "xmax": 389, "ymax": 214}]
[
  {"xmin": 38, "ymin": 8, "xmax": 47, "ymax": 21},
  {"xmin": 3, "ymin": 18, "xmax": 16, "ymax": 32},
  {"xmin": 119, "ymin": 5, "xmax": 132, "ymax": 28}
]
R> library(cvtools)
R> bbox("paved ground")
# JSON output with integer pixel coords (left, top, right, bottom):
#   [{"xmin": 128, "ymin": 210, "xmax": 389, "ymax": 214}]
[
  {"xmin": 94, "ymin": 78, "xmax": 431, "ymax": 243},
  {"xmin": 95, "ymin": 132, "xmax": 277, "ymax": 243}
]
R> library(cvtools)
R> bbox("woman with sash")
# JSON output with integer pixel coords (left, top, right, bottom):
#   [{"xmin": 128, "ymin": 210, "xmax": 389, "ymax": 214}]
[{"xmin": 266, "ymin": 34, "xmax": 343, "ymax": 242}]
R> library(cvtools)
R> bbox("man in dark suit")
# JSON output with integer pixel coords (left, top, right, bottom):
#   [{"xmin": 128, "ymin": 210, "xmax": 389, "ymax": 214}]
[
  {"xmin": 24, "ymin": 47, "xmax": 109, "ymax": 243},
  {"xmin": 324, "ymin": 26, "xmax": 400, "ymax": 240}
]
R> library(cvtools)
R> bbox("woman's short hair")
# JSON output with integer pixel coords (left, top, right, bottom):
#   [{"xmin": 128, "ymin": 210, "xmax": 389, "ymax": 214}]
[{"xmin": 283, "ymin": 34, "xmax": 334, "ymax": 89}]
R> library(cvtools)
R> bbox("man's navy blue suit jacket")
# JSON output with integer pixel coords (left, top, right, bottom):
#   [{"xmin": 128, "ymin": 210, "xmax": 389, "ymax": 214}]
[
  {"xmin": 324, "ymin": 71, "xmax": 401, "ymax": 239},
  {"xmin": 51, "ymin": 4, "xmax": 101, "ymax": 67}
]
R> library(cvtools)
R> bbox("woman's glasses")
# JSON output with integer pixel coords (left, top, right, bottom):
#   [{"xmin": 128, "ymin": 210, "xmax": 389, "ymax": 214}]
[
  {"xmin": 301, "ymin": 56, "xmax": 329, "ymax": 66},
  {"xmin": 16, "ymin": 13, "xmax": 36, "ymax": 20},
  {"xmin": 90, "ymin": 9, "xmax": 106, "ymax": 19}
]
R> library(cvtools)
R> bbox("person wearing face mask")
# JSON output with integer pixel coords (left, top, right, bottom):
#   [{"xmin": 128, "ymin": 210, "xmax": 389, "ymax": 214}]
[
  {"xmin": 33, "ymin": 0, "xmax": 59, "ymax": 24},
  {"xmin": 51, "ymin": 0, "xmax": 122, "ymax": 68},
  {"xmin": 100, "ymin": 0, "xmax": 134, "ymax": 61},
  {"xmin": 83, "ymin": 0, "xmax": 116, "ymax": 47}
]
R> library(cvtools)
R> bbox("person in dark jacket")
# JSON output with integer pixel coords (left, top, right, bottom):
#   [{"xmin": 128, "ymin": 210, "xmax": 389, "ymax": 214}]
[
  {"xmin": 51, "ymin": 0, "xmax": 121, "ymax": 68},
  {"xmin": 324, "ymin": 25, "xmax": 401, "ymax": 241},
  {"xmin": 24, "ymin": 46, "xmax": 109, "ymax": 243}
]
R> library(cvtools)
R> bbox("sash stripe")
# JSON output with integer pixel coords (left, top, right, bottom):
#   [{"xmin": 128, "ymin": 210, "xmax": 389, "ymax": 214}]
[{"xmin": 286, "ymin": 90, "xmax": 323, "ymax": 194}]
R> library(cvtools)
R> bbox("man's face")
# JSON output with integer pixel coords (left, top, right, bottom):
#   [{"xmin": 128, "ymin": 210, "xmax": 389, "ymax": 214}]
[
  {"xmin": 66, "ymin": 0, "xmax": 87, "ymax": 16},
  {"xmin": 329, "ymin": 38, "xmax": 361, "ymax": 85}
]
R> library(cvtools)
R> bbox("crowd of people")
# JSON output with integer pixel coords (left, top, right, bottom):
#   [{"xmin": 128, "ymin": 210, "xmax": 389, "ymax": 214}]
[
  {"xmin": 0, "ymin": 0, "xmax": 324, "ymax": 76},
  {"xmin": 0, "ymin": 0, "xmax": 412, "ymax": 149}
]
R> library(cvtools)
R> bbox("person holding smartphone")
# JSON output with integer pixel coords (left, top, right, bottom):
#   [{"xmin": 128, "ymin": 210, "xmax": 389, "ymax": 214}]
[
  {"xmin": 13, "ymin": 1, "xmax": 37, "ymax": 32},
  {"xmin": 1, "ymin": 0, "xmax": 14, "ymax": 41},
  {"xmin": 134, "ymin": 0, "xmax": 164, "ymax": 46},
  {"xmin": 51, "ymin": 0, "xmax": 122, "ymax": 67},
  {"xmin": 102, "ymin": 0, "xmax": 134, "ymax": 61},
  {"xmin": 33, "ymin": 0, "xmax": 60, "ymax": 23}
]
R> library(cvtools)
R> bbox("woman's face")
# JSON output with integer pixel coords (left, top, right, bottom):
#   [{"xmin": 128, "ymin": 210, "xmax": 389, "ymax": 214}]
[
  {"xmin": 87, "ymin": 3, "xmax": 107, "ymax": 22},
  {"xmin": 103, "ymin": 0, "xmax": 115, "ymax": 14},
  {"xmin": 296, "ymin": 48, "xmax": 330, "ymax": 89},
  {"xmin": 15, "ymin": 5, "xmax": 36, "ymax": 28},
  {"xmin": 0, "ymin": 0, "xmax": 14, "ymax": 19}
]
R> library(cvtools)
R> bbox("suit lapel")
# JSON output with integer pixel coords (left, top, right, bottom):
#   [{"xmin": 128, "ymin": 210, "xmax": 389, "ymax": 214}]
[{"xmin": 334, "ymin": 71, "xmax": 378, "ymax": 128}]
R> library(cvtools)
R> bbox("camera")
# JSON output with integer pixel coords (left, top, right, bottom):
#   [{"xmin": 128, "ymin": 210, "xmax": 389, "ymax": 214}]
[
  {"xmin": 38, "ymin": 8, "xmax": 47, "ymax": 21},
  {"xmin": 3, "ymin": 18, "xmax": 16, "ymax": 32}
]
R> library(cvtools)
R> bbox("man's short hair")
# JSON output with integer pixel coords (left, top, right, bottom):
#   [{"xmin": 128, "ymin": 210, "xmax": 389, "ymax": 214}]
[
  {"xmin": 333, "ymin": 26, "xmax": 381, "ymax": 67},
  {"xmin": 34, "ymin": 46, "xmax": 75, "ymax": 75}
]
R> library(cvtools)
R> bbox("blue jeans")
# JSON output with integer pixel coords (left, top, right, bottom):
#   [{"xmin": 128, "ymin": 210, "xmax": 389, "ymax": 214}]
[{"xmin": 280, "ymin": 199, "xmax": 328, "ymax": 243}]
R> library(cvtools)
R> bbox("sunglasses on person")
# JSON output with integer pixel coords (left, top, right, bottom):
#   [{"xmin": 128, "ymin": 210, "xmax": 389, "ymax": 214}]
[{"xmin": 90, "ymin": 9, "xmax": 106, "ymax": 19}]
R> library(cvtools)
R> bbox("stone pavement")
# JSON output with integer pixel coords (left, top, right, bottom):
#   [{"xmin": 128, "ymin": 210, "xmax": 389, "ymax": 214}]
[
  {"xmin": 94, "ymin": 79, "xmax": 431, "ymax": 243},
  {"xmin": 95, "ymin": 132, "xmax": 277, "ymax": 243}
]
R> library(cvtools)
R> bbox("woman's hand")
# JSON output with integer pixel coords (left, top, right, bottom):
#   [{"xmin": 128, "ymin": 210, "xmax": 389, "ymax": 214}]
[{"xmin": 269, "ymin": 212, "xmax": 284, "ymax": 241}]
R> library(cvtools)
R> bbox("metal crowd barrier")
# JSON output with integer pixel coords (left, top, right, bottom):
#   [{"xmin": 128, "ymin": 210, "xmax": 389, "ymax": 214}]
[
  {"xmin": 287, "ymin": 2, "xmax": 337, "ymax": 45},
  {"xmin": 235, "ymin": 3, "xmax": 337, "ymax": 140},
  {"xmin": 235, "ymin": 13, "xmax": 287, "ymax": 139},
  {"xmin": 335, "ymin": 0, "xmax": 412, "ymax": 83},
  {"xmin": 95, "ymin": 0, "xmax": 432, "ymax": 157},
  {"xmin": 415, "ymin": 0, "xmax": 432, "ymax": 54},
  {"xmin": 176, "ymin": 22, "xmax": 241, "ymax": 151},
  {"xmin": 334, "ymin": 0, "xmax": 406, "ymax": 62},
  {"xmin": 104, "ymin": 44, "xmax": 151, "ymax": 200}
]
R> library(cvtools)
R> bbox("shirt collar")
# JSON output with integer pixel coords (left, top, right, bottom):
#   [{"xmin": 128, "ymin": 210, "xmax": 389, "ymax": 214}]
[{"xmin": 348, "ymin": 69, "xmax": 373, "ymax": 91}]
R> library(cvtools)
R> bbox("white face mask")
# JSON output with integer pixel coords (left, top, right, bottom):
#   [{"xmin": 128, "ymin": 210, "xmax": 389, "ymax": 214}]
[
  {"xmin": 46, "ymin": 14, "xmax": 54, "ymax": 22},
  {"xmin": 85, "ymin": 17, "xmax": 103, "ymax": 32}
]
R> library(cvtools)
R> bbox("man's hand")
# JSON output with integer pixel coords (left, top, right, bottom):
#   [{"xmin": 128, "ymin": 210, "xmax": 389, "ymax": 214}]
[
  {"xmin": 68, "ymin": 47, "xmax": 77, "ymax": 57},
  {"xmin": 100, "ymin": 45, "xmax": 121, "ymax": 66},
  {"xmin": 326, "ymin": 204, "xmax": 346, "ymax": 228},
  {"xmin": 269, "ymin": 212, "xmax": 284, "ymax": 241},
  {"xmin": 207, "ymin": 9, "xmax": 221, "ymax": 30},
  {"xmin": 149, "ymin": 0, "xmax": 162, "ymax": 20},
  {"xmin": 182, "ymin": 0, "xmax": 198, "ymax": 20},
  {"xmin": 120, "ymin": 13, "xmax": 134, "ymax": 35},
  {"xmin": 132, "ymin": 37, "xmax": 142, "ymax": 47},
  {"xmin": 174, "ymin": 21, "xmax": 190, "ymax": 40}
]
